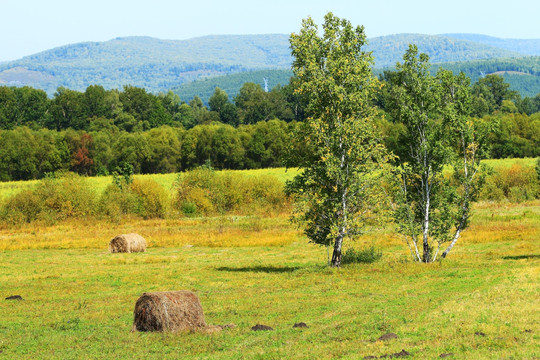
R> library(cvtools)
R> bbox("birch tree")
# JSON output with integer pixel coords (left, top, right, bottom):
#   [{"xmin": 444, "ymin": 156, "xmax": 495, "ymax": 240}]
[
  {"xmin": 387, "ymin": 45, "xmax": 493, "ymax": 263},
  {"xmin": 287, "ymin": 13, "xmax": 391, "ymax": 267}
]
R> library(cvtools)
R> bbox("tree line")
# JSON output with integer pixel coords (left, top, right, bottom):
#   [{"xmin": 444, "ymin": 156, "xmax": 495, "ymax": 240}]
[
  {"xmin": 1, "ymin": 72, "xmax": 539, "ymax": 132},
  {"xmin": 0, "ymin": 82, "xmax": 303, "ymax": 131},
  {"xmin": 0, "ymin": 72, "xmax": 539, "ymax": 181},
  {"xmin": 0, "ymin": 120, "xmax": 295, "ymax": 181}
]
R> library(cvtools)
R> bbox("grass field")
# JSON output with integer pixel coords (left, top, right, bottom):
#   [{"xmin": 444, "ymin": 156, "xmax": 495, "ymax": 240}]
[
  {"xmin": 0, "ymin": 159, "xmax": 538, "ymax": 359},
  {"xmin": 0, "ymin": 197, "xmax": 538, "ymax": 359}
]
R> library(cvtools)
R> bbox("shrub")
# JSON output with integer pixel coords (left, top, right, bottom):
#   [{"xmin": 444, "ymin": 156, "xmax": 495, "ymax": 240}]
[
  {"xmin": 174, "ymin": 169, "xmax": 216, "ymax": 216},
  {"xmin": 98, "ymin": 184, "xmax": 140, "ymax": 221},
  {"xmin": 480, "ymin": 163, "xmax": 539, "ymax": 202},
  {"xmin": 248, "ymin": 175, "xmax": 287, "ymax": 209},
  {"xmin": 341, "ymin": 246, "xmax": 383, "ymax": 265},
  {"xmin": 0, "ymin": 189, "xmax": 41, "ymax": 224},
  {"xmin": 34, "ymin": 174, "xmax": 96, "ymax": 222},
  {"xmin": 130, "ymin": 178, "xmax": 169, "ymax": 219},
  {"xmin": 0, "ymin": 173, "xmax": 96, "ymax": 225},
  {"xmin": 98, "ymin": 178, "xmax": 169, "ymax": 220},
  {"xmin": 174, "ymin": 169, "xmax": 288, "ymax": 216}
]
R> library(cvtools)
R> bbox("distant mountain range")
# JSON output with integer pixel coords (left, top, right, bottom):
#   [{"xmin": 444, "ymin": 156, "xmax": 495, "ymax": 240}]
[{"xmin": 0, "ymin": 33, "xmax": 539, "ymax": 97}]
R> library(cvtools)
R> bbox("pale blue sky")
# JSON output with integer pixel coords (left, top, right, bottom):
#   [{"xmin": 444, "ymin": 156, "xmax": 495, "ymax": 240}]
[{"xmin": 1, "ymin": 0, "xmax": 539, "ymax": 61}]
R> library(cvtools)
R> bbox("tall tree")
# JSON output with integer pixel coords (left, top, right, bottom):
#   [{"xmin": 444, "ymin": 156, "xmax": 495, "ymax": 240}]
[
  {"xmin": 471, "ymin": 74, "xmax": 519, "ymax": 116},
  {"xmin": 387, "ymin": 45, "xmax": 494, "ymax": 262},
  {"xmin": 49, "ymin": 87, "xmax": 86, "ymax": 130},
  {"xmin": 287, "ymin": 13, "xmax": 391, "ymax": 267},
  {"xmin": 209, "ymin": 87, "xmax": 239, "ymax": 125}
]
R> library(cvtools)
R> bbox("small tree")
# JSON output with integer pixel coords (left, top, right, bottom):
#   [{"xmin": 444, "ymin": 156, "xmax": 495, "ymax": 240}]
[
  {"xmin": 387, "ymin": 45, "xmax": 494, "ymax": 262},
  {"xmin": 287, "ymin": 13, "xmax": 391, "ymax": 267}
]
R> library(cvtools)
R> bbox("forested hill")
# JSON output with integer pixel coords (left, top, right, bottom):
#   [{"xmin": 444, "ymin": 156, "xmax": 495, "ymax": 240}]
[
  {"xmin": 0, "ymin": 35, "xmax": 292, "ymax": 95},
  {"xmin": 0, "ymin": 33, "xmax": 535, "ymax": 95},
  {"xmin": 443, "ymin": 34, "xmax": 540, "ymax": 56},
  {"xmin": 176, "ymin": 56, "xmax": 540, "ymax": 103},
  {"xmin": 367, "ymin": 34, "xmax": 522, "ymax": 67}
]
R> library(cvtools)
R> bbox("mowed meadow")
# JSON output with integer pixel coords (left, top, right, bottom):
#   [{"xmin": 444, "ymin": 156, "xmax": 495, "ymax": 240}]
[{"xmin": 0, "ymin": 159, "xmax": 539, "ymax": 359}]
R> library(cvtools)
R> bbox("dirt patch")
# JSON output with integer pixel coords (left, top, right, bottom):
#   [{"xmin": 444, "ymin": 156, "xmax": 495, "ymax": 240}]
[
  {"xmin": 378, "ymin": 332, "xmax": 398, "ymax": 341},
  {"xmin": 364, "ymin": 349, "xmax": 410, "ymax": 359},
  {"xmin": 439, "ymin": 353, "xmax": 454, "ymax": 358},
  {"xmin": 293, "ymin": 322, "xmax": 309, "ymax": 328},
  {"xmin": 5, "ymin": 295, "xmax": 23, "ymax": 300},
  {"xmin": 383, "ymin": 349, "xmax": 410, "ymax": 358},
  {"xmin": 475, "ymin": 331, "xmax": 486, "ymax": 337},
  {"xmin": 251, "ymin": 324, "xmax": 273, "ymax": 331}
]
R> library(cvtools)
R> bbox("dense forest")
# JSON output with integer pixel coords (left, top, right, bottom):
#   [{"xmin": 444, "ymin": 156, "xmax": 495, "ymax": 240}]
[
  {"xmin": 175, "ymin": 57, "xmax": 540, "ymax": 104},
  {"xmin": 0, "ymin": 71, "xmax": 539, "ymax": 182}
]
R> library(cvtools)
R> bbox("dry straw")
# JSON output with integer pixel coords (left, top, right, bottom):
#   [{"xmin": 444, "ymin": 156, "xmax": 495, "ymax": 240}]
[
  {"xmin": 132, "ymin": 291, "xmax": 220, "ymax": 333},
  {"xmin": 109, "ymin": 233, "xmax": 147, "ymax": 253}
]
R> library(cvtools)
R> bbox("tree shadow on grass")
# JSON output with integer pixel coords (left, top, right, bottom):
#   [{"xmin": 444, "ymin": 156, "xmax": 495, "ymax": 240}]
[
  {"xmin": 502, "ymin": 254, "xmax": 540, "ymax": 260},
  {"xmin": 216, "ymin": 265, "xmax": 301, "ymax": 273}
]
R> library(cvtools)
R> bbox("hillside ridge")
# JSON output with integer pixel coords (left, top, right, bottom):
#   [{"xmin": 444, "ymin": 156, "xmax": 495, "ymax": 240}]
[{"xmin": 0, "ymin": 33, "xmax": 538, "ymax": 95}]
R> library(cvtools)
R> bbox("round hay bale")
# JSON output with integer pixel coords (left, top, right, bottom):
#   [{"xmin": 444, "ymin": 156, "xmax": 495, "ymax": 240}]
[
  {"xmin": 132, "ymin": 291, "xmax": 207, "ymax": 332},
  {"xmin": 109, "ymin": 233, "xmax": 147, "ymax": 253}
]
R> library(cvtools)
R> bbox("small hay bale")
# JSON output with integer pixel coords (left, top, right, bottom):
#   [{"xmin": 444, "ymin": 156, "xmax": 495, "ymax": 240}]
[
  {"xmin": 109, "ymin": 233, "xmax": 147, "ymax": 253},
  {"xmin": 132, "ymin": 291, "xmax": 208, "ymax": 332}
]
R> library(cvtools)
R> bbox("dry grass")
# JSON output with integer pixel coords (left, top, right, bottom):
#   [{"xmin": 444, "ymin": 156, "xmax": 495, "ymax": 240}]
[{"xmin": 0, "ymin": 213, "xmax": 297, "ymax": 251}]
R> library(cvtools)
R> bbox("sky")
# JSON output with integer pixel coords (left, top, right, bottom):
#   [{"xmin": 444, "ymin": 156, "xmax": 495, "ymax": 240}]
[{"xmin": 1, "ymin": 0, "xmax": 539, "ymax": 62}]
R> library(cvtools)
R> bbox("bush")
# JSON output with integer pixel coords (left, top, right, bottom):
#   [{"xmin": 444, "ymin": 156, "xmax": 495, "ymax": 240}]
[
  {"xmin": 0, "ymin": 173, "xmax": 96, "ymax": 225},
  {"xmin": 341, "ymin": 246, "xmax": 383, "ymax": 265},
  {"xmin": 174, "ymin": 168, "xmax": 216, "ymax": 216},
  {"xmin": 98, "ymin": 184, "xmax": 140, "ymax": 222},
  {"xmin": 480, "ymin": 163, "xmax": 539, "ymax": 202},
  {"xmin": 174, "ymin": 168, "xmax": 288, "ymax": 216},
  {"xmin": 98, "ymin": 178, "xmax": 169, "ymax": 220},
  {"xmin": 0, "ymin": 189, "xmax": 41, "ymax": 224},
  {"xmin": 35, "ymin": 174, "xmax": 96, "ymax": 222},
  {"xmin": 130, "ymin": 178, "xmax": 169, "ymax": 219}
]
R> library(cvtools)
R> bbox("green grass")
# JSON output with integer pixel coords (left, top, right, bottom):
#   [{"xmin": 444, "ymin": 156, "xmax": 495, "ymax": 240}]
[
  {"xmin": 0, "ymin": 160, "xmax": 538, "ymax": 358},
  {"xmin": 0, "ymin": 200, "xmax": 538, "ymax": 359},
  {"xmin": 482, "ymin": 157, "xmax": 537, "ymax": 169}
]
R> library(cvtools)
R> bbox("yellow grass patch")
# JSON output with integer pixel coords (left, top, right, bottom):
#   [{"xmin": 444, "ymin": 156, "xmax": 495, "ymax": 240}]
[{"xmin": 0, "ymin": 214, "xmax": 299, "ymax": 251}]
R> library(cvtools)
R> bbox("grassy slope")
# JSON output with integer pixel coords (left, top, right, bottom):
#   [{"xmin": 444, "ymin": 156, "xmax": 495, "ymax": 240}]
[{"xmin": 0, "ymin": 200, "xmax": 538, "ymax": 359}]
